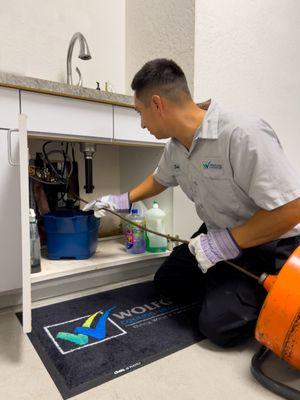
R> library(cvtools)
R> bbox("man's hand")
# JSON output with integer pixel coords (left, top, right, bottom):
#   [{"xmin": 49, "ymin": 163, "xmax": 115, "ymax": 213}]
[
  {"xmin": 83, "ymin": 193, "xmax": 131, "ymax": 218},
  {"xmin": 188, "ymin": 229, "xmax": 241, "ymax": 273}
]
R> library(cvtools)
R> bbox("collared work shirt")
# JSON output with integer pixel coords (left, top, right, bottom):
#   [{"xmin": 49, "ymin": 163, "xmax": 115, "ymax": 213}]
[{"xmin": 153, "ymin": 100, "xmax": 300, "ymax": 238}]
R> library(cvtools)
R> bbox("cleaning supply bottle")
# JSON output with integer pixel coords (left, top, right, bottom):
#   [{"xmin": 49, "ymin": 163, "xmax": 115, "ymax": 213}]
[
  {"xmin": 29, "ymin": 208, "xmax": 41, "ymax": 273},
  {"xmin": 124, "ymin": 208, "xmax": 146, "ymax": 254},
  {"xmin": 131, "ymin": 201, "xmax": 148, "ymax": 218},
  {"xmin": 144, "ymin": 201, "xmax": 167, "ymax": 252}
]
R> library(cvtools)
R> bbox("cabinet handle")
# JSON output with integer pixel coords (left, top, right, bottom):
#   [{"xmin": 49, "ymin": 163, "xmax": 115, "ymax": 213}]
[{"xmin": 7, "ymin": 129, "xmax": 19, "ymax": 166}]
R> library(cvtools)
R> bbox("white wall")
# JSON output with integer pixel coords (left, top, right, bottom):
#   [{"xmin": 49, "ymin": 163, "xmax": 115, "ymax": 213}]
[
  {"xmin": 0, "ymin": 0, "xmax": 125, "ymax": 92},
  {"xmin": 125, "ymin": 0, "xmax": 195, "ymax": 95},
  {"xmin": 194, "ymin": 0, "xmax": 300, "ymax": 170},
  {"xmin": 126, "ymin": 0, "xmax": 199, "ymax": 240}
]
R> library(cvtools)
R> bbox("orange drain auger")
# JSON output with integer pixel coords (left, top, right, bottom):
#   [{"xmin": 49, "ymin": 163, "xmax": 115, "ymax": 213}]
[
  {"xmin": 227, "ymin": 246, "xmax": 300, "ymax": 400},
  {"xmin": 227, "ymin": 245, "xmax": 300, "ymax": 370}
]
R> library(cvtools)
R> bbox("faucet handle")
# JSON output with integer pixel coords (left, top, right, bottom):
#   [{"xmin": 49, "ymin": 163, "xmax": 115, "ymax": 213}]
[{"xmin": 75, "ymin": 67, "xmax": 82, "ymax": 87}]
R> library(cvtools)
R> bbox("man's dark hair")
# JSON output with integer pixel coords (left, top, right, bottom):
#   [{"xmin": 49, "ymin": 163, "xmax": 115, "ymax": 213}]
[{"xmin": 131, "ymin": 58, "xmax": 192, "ymax": 105}]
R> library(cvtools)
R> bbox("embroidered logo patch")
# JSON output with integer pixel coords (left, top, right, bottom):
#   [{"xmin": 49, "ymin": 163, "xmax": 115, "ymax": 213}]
[{"xmin": 202, "ymin": 160, "xmax": 222, "ymax": 170}]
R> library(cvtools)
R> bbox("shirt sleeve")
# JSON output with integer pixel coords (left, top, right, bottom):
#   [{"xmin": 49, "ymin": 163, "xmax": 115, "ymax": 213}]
[
  {"xmin": 153, "ymin": 142, "xmax": 178, "ymax": 187},
  {"xmin": 229, "ymin": 119, "xmax": 300, "ymax": 210}
]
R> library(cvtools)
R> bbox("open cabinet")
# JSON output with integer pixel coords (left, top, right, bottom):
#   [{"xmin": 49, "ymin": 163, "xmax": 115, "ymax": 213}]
[{"xmin": 18, "ymin": 114, "xmax": 174, "ymax": 333}]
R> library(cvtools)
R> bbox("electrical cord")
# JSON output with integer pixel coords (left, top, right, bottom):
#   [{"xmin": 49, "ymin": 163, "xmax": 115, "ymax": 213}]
[
  {"xmin": 29, "ymin": 175, "xmax": 66, "ymax": 185},
  {"xmin": 44, "ymin": 149, "xmax": 73, "ymax": 181},
  {"xmin": 251, "ymin": 346, "xmax": 300, "ymax": 400},
  {"xmin": 32, "ymin": 141, "xmax": 76, "ymax": 205},
  {"xmin": 42, "ymin": 141, "xmax": 65, "ymax": 183},
  {"xmin": 41, "ymin": 141, "xmax": 73, "ymax": 186},
  {"xmin": 61, "ymin": 142, "xmax": 69, "ymax": 179}
]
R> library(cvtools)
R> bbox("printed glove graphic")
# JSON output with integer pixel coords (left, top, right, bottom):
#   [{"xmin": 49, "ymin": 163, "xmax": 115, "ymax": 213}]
[
  {"xmin": 188, "ymin": 229, "xmax": 241, "ymax": 273},
  {"xmin": 83, "ymin": 193, "xmax": 130, "ymax": 218}
]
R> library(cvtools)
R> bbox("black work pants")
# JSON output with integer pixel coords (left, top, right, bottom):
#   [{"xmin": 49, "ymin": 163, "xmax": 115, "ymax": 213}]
[{"xmin": 154, "ymin": 224, "xmax": 300, "ymax": 347}]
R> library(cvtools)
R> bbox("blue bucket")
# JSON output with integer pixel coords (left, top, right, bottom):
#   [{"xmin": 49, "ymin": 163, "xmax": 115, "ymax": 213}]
[{"xmin": 43, "ymin": 210, "xmax": 100, "ymax": 260}]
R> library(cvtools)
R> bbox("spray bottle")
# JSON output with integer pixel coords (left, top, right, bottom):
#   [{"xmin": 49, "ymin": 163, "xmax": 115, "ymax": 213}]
[{"xmin": 29, "ymin": 208, "xmax": 41, "ymax": 273}]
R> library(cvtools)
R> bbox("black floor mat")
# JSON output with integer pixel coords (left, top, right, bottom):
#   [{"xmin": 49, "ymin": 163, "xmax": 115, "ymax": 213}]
[{"xmin": 17, "ymin": 280, "xmax": 205, "ymax": 399}]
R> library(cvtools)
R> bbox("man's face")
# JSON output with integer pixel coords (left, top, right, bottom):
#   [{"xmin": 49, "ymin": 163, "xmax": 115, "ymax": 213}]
[{"xmin": 134, "ymin": 95, "xmax": 170, "ymax": 140}]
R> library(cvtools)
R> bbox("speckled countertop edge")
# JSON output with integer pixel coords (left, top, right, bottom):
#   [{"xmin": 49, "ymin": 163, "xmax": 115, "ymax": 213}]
[{"xmin": 0, "ymin": 72, "xmax": 134, "ymax": 108}]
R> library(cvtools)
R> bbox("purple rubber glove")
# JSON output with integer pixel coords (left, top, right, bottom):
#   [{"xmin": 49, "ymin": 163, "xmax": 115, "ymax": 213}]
[
  {"xmin": 83, "ymin": 192, "xmax": 131, "ymax": 217},
  {"xmin": 188, "ymin": 229, "xmax": 241, "ymax": 273}
]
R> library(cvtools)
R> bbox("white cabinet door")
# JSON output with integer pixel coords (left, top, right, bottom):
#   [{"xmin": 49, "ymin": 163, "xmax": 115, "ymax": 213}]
[
  {"xmin": 18, "ymin": 114, "xmax": 31, "ymax": 333},
  {"xmin": 21, "ymin": 91, "xmax": 113, "ymax": 139},
  {"xmin": 0, "ymin": 87, "xmax": 20, "ymax": 129},
  {"xmin": 113, "ymin": 106, "xmax": 167, "ymax": 144},
  {"xmin": 0, "ymin": 128, "xmax": 22, "ymax": 293}
]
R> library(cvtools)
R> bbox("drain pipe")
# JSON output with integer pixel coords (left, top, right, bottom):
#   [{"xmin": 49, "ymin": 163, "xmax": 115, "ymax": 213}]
[{"xmin": 80, "ymin": 143, "xmax": 96, "ymax": 193}]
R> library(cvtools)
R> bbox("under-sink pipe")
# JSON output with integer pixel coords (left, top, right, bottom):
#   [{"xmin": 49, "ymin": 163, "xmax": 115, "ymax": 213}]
[{"xmin": 80, "ymin": 143, "xmax": 96, "ymax": 193}]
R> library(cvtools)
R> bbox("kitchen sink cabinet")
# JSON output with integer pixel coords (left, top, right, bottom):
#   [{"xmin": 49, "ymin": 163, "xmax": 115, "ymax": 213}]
[
  {"xmin": 18, "ymin": 116, "xmax": 173, "ymax": 333},
  {"xmin": 0, "ymin": 88, "xmax": 197, "ymax": 334}
]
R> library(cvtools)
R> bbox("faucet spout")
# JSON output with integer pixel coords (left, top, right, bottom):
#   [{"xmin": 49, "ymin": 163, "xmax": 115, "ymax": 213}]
[{"xmin": 67, "ymin": 32, "xmax": 92, "ymax": 85}]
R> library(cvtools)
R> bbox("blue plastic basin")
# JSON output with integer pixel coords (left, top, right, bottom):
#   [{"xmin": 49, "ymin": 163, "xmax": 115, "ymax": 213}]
[{"xmin": 43, "ymin": 210, "xmax": 100, "ymax": 260}]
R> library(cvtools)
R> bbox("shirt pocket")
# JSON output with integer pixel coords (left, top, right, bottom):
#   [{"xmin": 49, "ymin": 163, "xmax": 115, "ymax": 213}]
[{"xmin": 200, "ymin": 176, "xmax": 240, "ymax": 216}]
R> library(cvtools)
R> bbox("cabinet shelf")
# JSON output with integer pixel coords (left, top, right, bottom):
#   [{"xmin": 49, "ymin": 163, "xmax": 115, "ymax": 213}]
[{"xmin": 31, "ymin": 237, "xmax": 170, "ymax": 283}]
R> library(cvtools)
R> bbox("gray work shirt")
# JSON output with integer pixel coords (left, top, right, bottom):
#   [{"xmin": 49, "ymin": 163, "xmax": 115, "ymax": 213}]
[{"xmin": 153, "ymin": 100, "xmax": 300, "ymax": 238}]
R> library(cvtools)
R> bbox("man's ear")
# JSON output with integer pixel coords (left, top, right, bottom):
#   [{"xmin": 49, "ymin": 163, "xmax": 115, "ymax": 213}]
[{"xmin": 151, "ymin": 95, "xmax": 164, "ymax": 115}]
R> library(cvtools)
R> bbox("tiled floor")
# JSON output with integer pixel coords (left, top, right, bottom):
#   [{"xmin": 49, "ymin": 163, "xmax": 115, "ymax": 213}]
[{"xmin": 0, "ymin": 288, "xmax": 299, "ymax": 400}]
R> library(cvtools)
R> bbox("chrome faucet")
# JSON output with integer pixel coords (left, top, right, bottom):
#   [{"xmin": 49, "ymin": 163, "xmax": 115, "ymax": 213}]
[{"xmin": 67, "ymin": 32, "xmax": 92, "ymax": 86}]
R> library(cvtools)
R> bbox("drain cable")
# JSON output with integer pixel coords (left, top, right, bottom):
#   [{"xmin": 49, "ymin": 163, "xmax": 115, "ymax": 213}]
[{"xmin": 76, "ymin": 193, "xmax": 260, "ymax": 281}]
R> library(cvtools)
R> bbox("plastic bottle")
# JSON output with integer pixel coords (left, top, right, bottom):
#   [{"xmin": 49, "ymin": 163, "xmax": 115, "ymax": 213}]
[
  {"xmin": 29, "ymin": 208, "xmax": 41, "ymax": 273},
  {"xmin": 124, "ymin": 208, "xmax": 146, "ymax": 254},
  {"xmin": 131, "ymin": 201, "xmax": 148, "ymax": 218},
  {"xmin": 144, "ymin": 201, "xmax": 167, "ymax": 252}
]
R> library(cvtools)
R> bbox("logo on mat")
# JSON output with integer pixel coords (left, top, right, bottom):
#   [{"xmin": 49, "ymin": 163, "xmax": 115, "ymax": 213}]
[
  {"xmin": 44, "ymin": 307, "xmax": 127, "ymax": 355},
  {"xmin": 44, "ymin": 299, "xmax": 201, "ymax": 356},
  {"xmin": 202, "ymin": 160, "xmax": 222, "ymax": 170}
]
